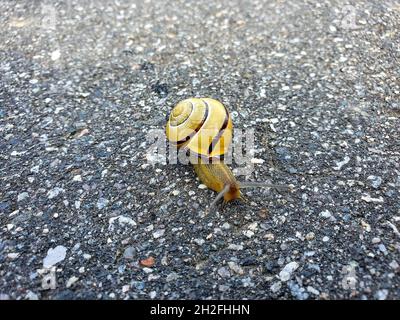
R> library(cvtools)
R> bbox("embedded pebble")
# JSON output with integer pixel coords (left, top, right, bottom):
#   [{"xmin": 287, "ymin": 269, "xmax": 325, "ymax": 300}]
[
  {"xmin": 43, "ymin": 245, "xmax": 67, "ymax": 268},
  {"xmin": 228, "ymin": 244, "xmax": 244, "ymax": 251},
  {"xmin": 243, "ymin": 230, "xmax": 255, "ymax": 238},
  {"xmin": 97, "ymin": 197, "xmax": 109, "ymax": 209},
  {"xmin": 367, "ymin": 175, "xmax": 382, "ymax": 189},
  {"xmin": 217, "ymin": 267, "xmax": 231, "ymax": 278},
  {"xmin": 389, "ymin": 261, "xmax": 399, "ymax": 270},
  {"xmin": 166, "ymin": 272, "xmax": 179, "ymax": 282},
  {"xmin": 153, "ymin": 229, "xmax": 165, "ymax": 239},
  {"xmin": 320, "ymin": 210, "xmax": 332, "ymax": 219},
  {"xmin": 228, "ymin": 261, "xmax": 244, "ymax": 275},
  {"xmin": 51, "ymin": 49, "xmax": 61, "ymax": 61},
  {"xmin": 66, "ymin": 276, "xmax": 79, "ymax": 288},
  {"xmin": 307, "ymin": 286, "xmax": 320, "ymax": 295},
  {"xmin": 306, "ymin": 232, "xmax": 315, "ymax": 241},
  {"xmin": 194, "ymin": 238, "xmax": 205, "ymax": 245},
  {"xmin": 17, "ymin": 192, "xmax": 29, "ymax": 202},
  {"xmin": 333, "ymin": 156, "xmax": 350, "ymax": 170},
  {"xmin": 361, "ymin": 194, "xmax": 384, "ymax": 203},
  {"xmin": 7, "ymin": 253, "xmax": 20, "ymax": 259},
  {"xmin": 375, "ymin": 289, "xmax": 389, "ymax": 300},
  {"xmin": 279, "ymin": 262, "xmax": 299, "ymax": 282},
  {"xmin": 109, "ymin": 215, "xmax": 136, "ymax": 227},
  {"xmin": 140, "ymin": 257, "xmax": 155, "ymax": 267},
  {"xmin": 123, "ymin": 247, "xmax": 135, "ymax": 260},
  {"xmin": 47, "ymin": 187, "xmax": 64, "ymax": 199},
  {"xmin": 270, "ymin": 282, "xmax": 282, "ymax": 293}
]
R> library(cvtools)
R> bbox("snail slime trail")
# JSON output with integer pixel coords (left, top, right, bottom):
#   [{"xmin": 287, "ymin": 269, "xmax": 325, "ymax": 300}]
[{"xmin": 165, "ymin": 98, "xmax": 291, "ymax": 210}]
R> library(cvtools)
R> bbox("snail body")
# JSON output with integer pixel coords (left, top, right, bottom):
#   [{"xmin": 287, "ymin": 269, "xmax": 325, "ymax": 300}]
[
  {"xmin": 192, "ymin": 162, "xmax": 242, "ymax": 203},
  {"xmin": 166, "ymin": 98, "xmax": 287, "ymax": 208}
]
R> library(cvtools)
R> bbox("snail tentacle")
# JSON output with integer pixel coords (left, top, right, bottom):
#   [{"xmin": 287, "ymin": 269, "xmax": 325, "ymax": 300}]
[
  {"xmin": 206, "ymin": 184, "xmax": 230, "ymax": 215},
  {"xmin": 239, "ymin": 182, "xmax": 291, "ymax": 190}
]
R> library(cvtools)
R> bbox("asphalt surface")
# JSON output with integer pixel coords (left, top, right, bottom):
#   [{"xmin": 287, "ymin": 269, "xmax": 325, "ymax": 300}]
[{"xmin": 1, "ymin": 0, "xmax": 400, "ymax": 300}]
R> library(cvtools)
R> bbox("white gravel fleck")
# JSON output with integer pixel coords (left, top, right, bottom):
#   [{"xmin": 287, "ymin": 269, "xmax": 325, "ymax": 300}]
[
  {"xmin": 217, "ymin": 267, "xmax": 231, "ymax": 278},
  {"xmin": 47, "ymin": 187, "xmax": 64, "ymax": 199},
  {"xmin": 320, "ymin": 210, "xmax": 332, "ymax": 218},
  {"xmin": 270, "ymin": 282, "xmax": 282, "ymax": 293},
  {"xmin": 306, "ymin": 232, "xmax": 315, "ymax": 241},
  {"xmin": 228, "ymin": 244, "xmax": 244, "ymax": 251},
  {"xmin": 51, "ymin": 49, "xmax": 61, "ymax": 61},
  {"xmin": 122, "ymin": 285, "xmax": 130, "ymax": 293},
  {"xmin": 172, "ymin": 190, "xmax": 180, "ymax": 196},
  {"xmin": 72, "ymin": 175, "xmax": 82, "ymax": 182},
  {"xmin": 371, "ymin": 237, "xmax": 381, "ymax": 244},
  {"xmin": 361, "ymin": 194, "xmax": 384, "ymax": 203},
  {"xmin": 251, "ymin": 158, "xmax": 265, "ymax": 164},
  {"xmin": 30, "ymin": 165, "xmax": 40, "ymax": 173},
  {"xmin": 142, "ymin": 267, "xmax": 153, "ymax": 274},
  {"xmin": 97, "ymin": 197, "xmax": 109, "ymax": 209},
  {"xmin": 378, "ymin": 244, "xmax": 387, "ymax": 255},
  {"xmin": 153, "ymin": 229, "xmax": 165, "ymax": 239},
  {"xmin": 247, "ymin": 222, "xmax": 258, "ymax": 231},
  {"xmin": 194, "ymin": 238, "xmax": 205, "ymax": 245},
  {"xmin": 74, "ymin": 200, "xmax": 81, "ymax": 209},
  {"xmin": 221, "ymin": 222, "xmax": 231, "ymax": 230},
  {"xmin": 361, "ymin": 220, "xmax": 371, "ymax": 232},
  {"xmin": 307, "ymin": 286, "xmax": 320, "ymax": 295},
  {"xmin": 108, "ymin": 215, "xmax": 136, "ymax": 228},
  {"xmin": 7, "ymin": 253, "xmax": 20, "ymax": 260},
  {"xmin": 265, "ymin": 233, "xmax": 274, "ymax": 240},
  {"xmin": 367, "ymin": 175, "xmax": 382, "ymax": 189},
  {"xmin": 228, "ymin": 261, "xmax": 244, "ymax": 275},
  {"xmin": 166, "ymin": 272, "xmax": 179, "ymax": 282},
  {"xmin": 17, "ymin": 192, "xmax": 29, "ymax": 202},
  {"xmin": 66, "ymin": 276, "xmax": 79, "ymax": 288},
  {"xmin": 389, "ymin": 260, "xmax": 399, "ymax": 270},
  {"xmin": 279, "ymin": 261, "xmax": 299, "ymax": 282},
  {"xmin": 43, "ymin": 245, "xmax": 67, "ymax": 268},
  {"xmin": 243, "ymin": 230, "xmax": 255, "ymax": 238},
  {"xmin": 333, "ymin": 156, "xmax": 350, "ymax": 170},
  {"xmin": 375, "ymin": 289, "xmax": 389, "ymax": 300},
  {"xmin": 219, "ymin": 284, "xmax": 230, "ymax": 292},
  {"xmin": 26, "ymin": 291, "xmax": 39, "ymax": 300}
]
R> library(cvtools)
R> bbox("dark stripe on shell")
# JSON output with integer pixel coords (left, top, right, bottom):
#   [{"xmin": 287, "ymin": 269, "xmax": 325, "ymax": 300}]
[{"xmin": 207, "ymin": 101, "xmax": 230, "ymax": 155}]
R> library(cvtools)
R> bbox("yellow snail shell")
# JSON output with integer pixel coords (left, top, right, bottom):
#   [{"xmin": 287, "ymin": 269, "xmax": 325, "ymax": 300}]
[{"xmin": 166, "ymin": 98, "xmax": 233, "ymax": 160}]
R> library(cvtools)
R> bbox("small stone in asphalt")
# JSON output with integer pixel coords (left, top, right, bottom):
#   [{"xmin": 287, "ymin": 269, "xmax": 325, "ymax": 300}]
[
  {"xmin": 367, "ymin": 175, "xmax": 383, "ymax": 189},
  {"xmin": 43, "ymin": 245, "xmax": 67, "ymax": 268},
  {"xmin": 279, "ymin": 262, "xmax": 299, "ymax": 282},
  {"xmin": 123, "ymin": 246, "xmax": 136, "ymax": 260}
]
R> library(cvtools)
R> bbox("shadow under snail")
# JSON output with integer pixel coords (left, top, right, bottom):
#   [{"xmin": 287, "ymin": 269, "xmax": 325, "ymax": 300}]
[{"xmin": 166, "ymin": 98, "xmax": 289, "ymax": 211}]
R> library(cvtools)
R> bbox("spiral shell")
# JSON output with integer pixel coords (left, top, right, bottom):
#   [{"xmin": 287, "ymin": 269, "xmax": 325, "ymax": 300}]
[{"xmin": 166, "ymin": 98, "xmax": 233, "ymax": 160}]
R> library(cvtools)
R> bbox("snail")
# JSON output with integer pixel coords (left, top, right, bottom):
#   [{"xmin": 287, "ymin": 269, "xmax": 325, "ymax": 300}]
[{"xmin": 166, "ymin": 98, "xmax": 289, "ymax": 210}]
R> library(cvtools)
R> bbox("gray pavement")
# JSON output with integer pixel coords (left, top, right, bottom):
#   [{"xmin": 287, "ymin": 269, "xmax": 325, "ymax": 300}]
[{"xmin": 0, "ymin": 0, "xmax": 399, "ymax": 299}]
